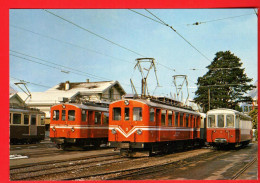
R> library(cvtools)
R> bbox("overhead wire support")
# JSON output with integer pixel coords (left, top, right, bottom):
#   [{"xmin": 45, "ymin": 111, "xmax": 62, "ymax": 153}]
[{"xmin": 43, "ymin": 9, "xmax": 145, "ymax": 57}]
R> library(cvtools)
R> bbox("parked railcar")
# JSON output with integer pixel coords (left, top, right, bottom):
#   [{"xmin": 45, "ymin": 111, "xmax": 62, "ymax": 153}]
[
  {"xmin": 207, "ymin": 108, "xmax": 252, "ymax": 148},
  {"xmin": 50, "ymin": 102, "xmax": 109, "ymax": 150},
  {"xmin": 108, "ymin": 97, "xmax": 204, "ymax": 157},
  {"xmin": 10, "ymin": 107, "xmax": 45, "ymax": 144}
]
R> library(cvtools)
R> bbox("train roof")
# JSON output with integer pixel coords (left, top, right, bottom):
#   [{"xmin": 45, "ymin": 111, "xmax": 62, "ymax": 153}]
[
  {"xmin": 207, "ymin": 108, "xmax": 251, "ymax": 118},
  {"xmin": 9, "ymin": 107, "xmax": 45, "ymax": 114},
  {"xmin": 52, "ymin": 103, "xmax": 108, "ymax": 112},
  {"xmin": 111, "ymin": 99, "xmax": 200, "ymax": 116}
]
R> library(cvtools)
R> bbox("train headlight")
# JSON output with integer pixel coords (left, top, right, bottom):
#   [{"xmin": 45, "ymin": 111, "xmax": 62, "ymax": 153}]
[
  {"xmin": 111, "ymin": 129, "xmax": 117, "ymax": 134},
  {"xmin": 124, "ymin": 100, "xmax": 129, "ymax": 105},
  {"xmin": 52, "ymin": 126, "xmax": 56, "ymax": 131},
  {"xmin": 71, "ymin": 127, "xmax": 75, "ymax": 132},
  {"xmin": 137, "ymin": 129, "xmax": 142, "ymax": 135}
]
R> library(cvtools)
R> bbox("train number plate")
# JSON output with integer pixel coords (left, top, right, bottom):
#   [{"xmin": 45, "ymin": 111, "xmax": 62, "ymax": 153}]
[{"xmin": 120, "ymin": 143, "xmax": 130, "ymax": 148}]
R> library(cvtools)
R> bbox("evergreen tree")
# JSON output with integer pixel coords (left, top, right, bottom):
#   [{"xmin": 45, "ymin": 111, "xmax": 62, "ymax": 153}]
[{"xmin": 194, "ymin": 51, "xmax": 255, "ymax": 112}]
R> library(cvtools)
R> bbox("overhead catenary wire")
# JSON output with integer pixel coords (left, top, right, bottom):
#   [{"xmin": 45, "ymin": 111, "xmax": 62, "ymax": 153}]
[
  {"xmin": 10, "ymin": 76, "xmax": 52, "ymax": 88},
  {"xmin": 10, "ymin": 52, "xmax": 107, "ymax": 80},
  {"xmin": 187, "ymin": 13, "xmax": 256, "ymax": 26},
  {"xmin": 143, "ymin": 9, "xmax": 211, "ymax": 62},
  {"xmin": 10, "ymin": 25, "xmax": 133, "ymax": 64},
  {"xmin": 43, "ymin": 9, "xmax": 145, "ymax": 57}
]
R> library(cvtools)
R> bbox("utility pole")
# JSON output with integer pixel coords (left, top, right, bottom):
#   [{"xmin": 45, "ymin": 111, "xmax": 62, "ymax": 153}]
[{"xmin": 208, "ymin": 88, "xmax": 210, "ymax": 110}]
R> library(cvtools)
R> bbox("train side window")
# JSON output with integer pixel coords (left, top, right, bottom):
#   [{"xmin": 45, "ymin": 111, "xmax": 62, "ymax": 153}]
[
  {"xmin": 95, "ymin": 112, "xmax": 102, "ymax": 124},
  {"xmin": 235, "ymin": 115, "xmax": 240, "ymax": 128},
  {"xmin": 133, "ymin": 107, "xmax": 142, "ymax": 121},
  {"xmin": 217, "ymin": 115, "xmax": 224, "ymax": 127},
  {"xmin": 103, "ymin": 112, "xmax": 109, "ymax": 124},
  {"xmin": 24, "ymin": 114, "xmax": 29, "ymax": 125},
  {"xmin": 53, "ymin": 110, "xmax": 60, "ymax": 121},
  {"xmin": 40, "ymin": 115, "xmax": 45, "ymax": 125},
  {"xmin": 208, "ymin": 115, "xmax": 215, "ymax": 127},
  {"xmin": 62, "ymin": 110, "xmax": 66, "ymax": 121},
  {"xmin": 124, "ymin": 107, "xmax": 130, "ymax": 121},
  {"xmin": 180, "ymin": 113, "xmax": 183, "ymax": 127},
  {"xmin": 226, "ymin": 115, "xmax": 234, "ymax": 127},
  {"xmin": 68, "ymin": 110, "xmax": 75, "ymax": 121},
  {"xmin": 175, "ymin": 112, "xmax": 179, "ymax": 127},
  {"xmin": 149, "ymin": 108, "xmax": 155, "ymax": 122},
  {"xmin": 113, "ymin": 108, "xmax": 121, "ymax": 121},
  {"xmin": 81, "ymin": 110, "xmax": 87, "ymax": 122},
  {"xmin": 185, "ymin": 114, "xmax": 189, "ymax": 127},
  {"xmin": 161, "ymin": 110, "xmax": 166, "ymax": 126},
  {"xmin": 168, "ymin": 111, "xmax": 172, "ymax": 126},
  {"xmin": 31, "ymin": 115, "xmax": 36, "ymax": 125},
  {"xmin": 13, "ymin": 113, "xmax": 21, "ymax": 124}
]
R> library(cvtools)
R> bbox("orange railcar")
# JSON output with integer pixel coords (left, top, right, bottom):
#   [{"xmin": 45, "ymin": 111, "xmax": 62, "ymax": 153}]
[
  {"xmin": 207, "ymin": 108, "xmax": 252, "ymax": 148},
  {"xmin": 108, "ymin": 98, "xmax": 203, "ymax": 156},
  {"xmin": 50, "ymin": 103, "xmax": 109, "ymax": 149}
]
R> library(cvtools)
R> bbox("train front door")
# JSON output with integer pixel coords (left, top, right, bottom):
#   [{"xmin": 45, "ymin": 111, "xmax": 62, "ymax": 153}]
[{"xmin": 29, "ymin": 114, "xmax": 37, "ymax": 136}]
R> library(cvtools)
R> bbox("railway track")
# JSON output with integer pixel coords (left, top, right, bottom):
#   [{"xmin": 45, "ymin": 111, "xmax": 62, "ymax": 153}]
[
  {"xmin": 231, "ymin": 156, "xmax": 257, "ymax": 180},
  {"xmin": 10, "ymin": 152, "xmax": 123, "ymax": 180}
]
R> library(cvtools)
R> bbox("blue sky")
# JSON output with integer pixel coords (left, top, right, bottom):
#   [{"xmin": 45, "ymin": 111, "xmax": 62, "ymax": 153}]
[{"xmin": 9, "ymin": 9, "xmax": 257, "ymax": 101}]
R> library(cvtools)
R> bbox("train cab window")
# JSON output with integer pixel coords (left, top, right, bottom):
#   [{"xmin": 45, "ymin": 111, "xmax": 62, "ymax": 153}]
[
  {"xmin": 168, "ymin": 111, "xmax": 172, "ymax": 126},
  {"xmin": 124, "ymin": 108, "xmax": 130, "ymax": 121},
  {"xmin": 95, "ymin": 112, "xmax": 102, "ymax": 124},
  {"xmin": 226, "ymin": 115, "xmax": 234, "ymax": 128},
  {"xmin": 40, "ymin": 115, "xmax": 45, "ymax": 125},
  {"xmin": 133, "ymin": 107, "xmax": 142, "ymax": 121},
  {"xmin": 185, "ymin": 114, "xmax": 189, "ymax": 127},
  {"xmin": 161, "ymin": 110, "xmax": 166, "ymax": 126},
  {"xmin": 24, "ymin": 114, "xmax": 29, "ymax": 125},
  {"xmin": 208, "ymin": 115, "xmax": 215, "ymax": 127},
  {"xmin": 103, "ymin": 112, "xmax": 109, "ymax": 124},
  {"xmin": 113, "ymin": 108, "xmax": 121, "ymax": 121},
  {"xmin": 180, "ymin": 113, "xmax": 184, "ymax": 127},
  {"xmin": 235, "ymin": 115, "xmax": 240, "ymax": 128},
  {"xmin": 150, "ymin": 108, "xmax": 155, "ymax": 122},
  {"xmin": 175, "ymin": 112, "xmax": 179, "ymax": 127},
  {"xmin": 62, "ymin": 110, "xmax": 66, "ymax": 121},
  {"xmin": 68, "ymin": 110, "xmax": 75, "ymax": 121},
  {"xmin": 31, "ymin": 115, "xmax": 36, "ymax": 125},
  {"xmin": 13, "ymin": 114, "xmax": 21, "ymax": 124},
  {"xmin": 217, "ymin": 115, "xmax": 224, "ymax": 127},
  {"xmin": 81, "ymin": 110, "xmax": 87, "ymax": 122},
  {"xmin": 53, "ymin": 110, "xmax": 60, "ymax": 121}
]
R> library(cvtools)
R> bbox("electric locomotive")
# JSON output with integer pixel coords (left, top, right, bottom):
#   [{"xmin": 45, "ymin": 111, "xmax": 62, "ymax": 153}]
[
  {"xmin": 50, "ymin": 102, "xmax": 109, "ymax": 150},
  {"xmin": 207, "ymin": 108, "xmax": 252, "ymax": 148},
  {"xmin": 108, "ymin": 96, "xmax": 204, "ymax": 157},
  {"xmin": 10, "ymin": 106, "xmax": 45, "ymax": 144}
]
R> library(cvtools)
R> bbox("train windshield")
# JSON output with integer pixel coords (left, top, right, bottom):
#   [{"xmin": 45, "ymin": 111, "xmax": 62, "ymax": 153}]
[
  {"xmin": 208, "ymin": 115, "xmax": 215, "ymax": 127},
  {"xmin": 133, "ymin": 107, "xmax": 142, "ymax": 121},
  {"xmin": 68, "ymin": 110, "xmax": 75, "ymax": 121},
  {"xmin": 113, "ymin": 107, "xmax": 121, "ymax": 121},
  {"xmin": 13, "ymin": 114, "xmax": 21, "ymax": 124},
  {"xmin": 24, "ymin": 114, "xmax": 29, "ymax": 125},
  {"xmin": 124, "ymin": 108, "xmax": 130, "ymax": 120},
  {"xmin": 217, "ymin": 115, "xmax": 224, "ymax": 127},
  {"xmin": 226, "ymin": 114, "xmax": 234, "ymax": 127},
  {"xmin": 149, "ymin": 108, "xmax": 155, "ymax": 122}
]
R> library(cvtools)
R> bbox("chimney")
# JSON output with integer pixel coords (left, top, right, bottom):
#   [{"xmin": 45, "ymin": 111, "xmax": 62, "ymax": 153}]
[
  {"xmin": 65, "ymin": 81, "xmax": 70, "ymax": 91},
  {"xmin": 86, "ymin": 79, "xmax": 90, "ymax": 83}
]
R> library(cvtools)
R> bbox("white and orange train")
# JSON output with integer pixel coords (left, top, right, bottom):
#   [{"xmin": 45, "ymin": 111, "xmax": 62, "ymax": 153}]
[
  {"xmin": 206, "ymin": 108, "xmax": 252, "ymax": 148},
  {"xmin": 49, "ymin": 102, "xmax": 109, "ymax": 150},
  {"xmin": 108, "ymin": 97, "xmax": 205, "ymax": 156}
]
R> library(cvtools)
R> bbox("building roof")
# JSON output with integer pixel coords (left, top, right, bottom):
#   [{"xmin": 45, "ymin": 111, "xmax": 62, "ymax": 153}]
[
  {"xmin": 17, "ymin": 80, "xmax": 125, "ymax": 105},
  {"xmin": 47, "ymin": 80, "xmax": 125, "ymax": 94}
]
